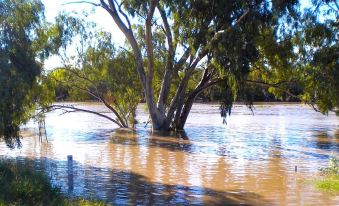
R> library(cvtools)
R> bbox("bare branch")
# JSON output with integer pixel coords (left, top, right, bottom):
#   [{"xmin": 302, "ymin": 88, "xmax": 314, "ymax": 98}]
[
  {"xmin": 51, "ymin": 75, "xmax": 102, "ymax": 101},
  {"xmin": 143, "ymin": 0, "xmax": 159, "ymax": 117},
  {"xmin": 45, "ymin": 105, "xmax": 124, "ymax": 127},
  {"xmin": 50, "ymin": 73, "xmax": 128, "ymax": 127},
  {"xmin": 59, "ymin": 110, "xmax": 77, "ymax": 116},
  {"xmin": 100, "ymin": 98, "xmax": 128, "ymax": 127},
  {"xmin": 62, "ymin": 1, "xmax": 101, "ymax": 7},
  {"xmin": 157, "ymin": 4, "xmax": 176, "ymax": 112},
  {"xmin": 63, "ymin": 67, "xmax": 97, "ymax": 87},
  {"xmin": 145, "ymin": 0, "xmax": 158, "ymax": 80},
  {"xmin": 101, "ymin": 0, "xmax": 130, "ymax": 33},
  {"xmin": 309, "ymin": 103, "xmax": 320, "ymax": 112},
  {"xmin": 113, "ymin": 0, "xmax": 131, "ymax": 29},
  {"xmin": 100, "ymin": 0, "xmax": 146, "ymax": 88}
]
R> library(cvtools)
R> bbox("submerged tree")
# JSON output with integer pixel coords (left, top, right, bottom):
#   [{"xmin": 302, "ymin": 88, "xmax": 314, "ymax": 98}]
[
  {"xmin": 45, "ymin": 14, "xmax": 142, "ymax": 128},
  {"xmin": 79, "ymin": 0, "xmax": 337, "ymax": 131}
]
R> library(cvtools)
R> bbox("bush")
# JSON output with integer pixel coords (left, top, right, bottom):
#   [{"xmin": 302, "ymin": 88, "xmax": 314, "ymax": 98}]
[
  {"xmin": 319, "ymin": 157, "xmax": 339, "ymax": 175},
  {"xmin": 315, "ymin": 157, "xmax": 339, "ymax": 193}
]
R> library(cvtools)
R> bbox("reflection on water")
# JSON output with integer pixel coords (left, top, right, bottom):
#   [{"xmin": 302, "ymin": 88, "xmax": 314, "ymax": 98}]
[{"xmin": 1, "ymin": 103, "xmax": 339, "ymax": 205}]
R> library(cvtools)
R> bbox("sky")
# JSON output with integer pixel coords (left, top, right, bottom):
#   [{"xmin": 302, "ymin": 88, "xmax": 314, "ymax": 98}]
[
  {"xmin": 42, "ymin": 0, "xmax": 121, "ymax": 35},
  {"xmin": 41, "ymin": 0, "xmax": 125, "ymax": 70}
]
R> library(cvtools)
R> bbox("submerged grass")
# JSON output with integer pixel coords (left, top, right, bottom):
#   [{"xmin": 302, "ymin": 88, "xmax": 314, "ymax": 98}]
[
  {"xmin": 314, "ymin": 157, "xmax": 339, "ymax": 193},
  {"xmin": 0, "ymin": 159, "xmax": 109, "ymax": 206}
]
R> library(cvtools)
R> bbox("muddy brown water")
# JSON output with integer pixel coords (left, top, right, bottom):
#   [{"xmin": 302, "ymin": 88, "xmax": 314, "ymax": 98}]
[{"xmin": 1, "ymin": 103, "xmax": 338, "ymax": 205}]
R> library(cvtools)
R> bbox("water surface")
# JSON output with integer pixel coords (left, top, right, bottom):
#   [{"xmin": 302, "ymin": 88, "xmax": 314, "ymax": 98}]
[{"xmin": 1, "ymin": 103, "xmax": 338, "ymax": 205}]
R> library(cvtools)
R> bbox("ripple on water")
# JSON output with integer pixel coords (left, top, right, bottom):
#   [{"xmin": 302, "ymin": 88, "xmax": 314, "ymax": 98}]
[{"xmin": 0, "ymin": 103, "xmax": 338, "ymax": 205}]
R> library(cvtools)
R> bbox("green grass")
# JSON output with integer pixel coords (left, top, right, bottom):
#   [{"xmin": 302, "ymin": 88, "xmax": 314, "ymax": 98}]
[
  {"xmin": 315, "ymin": 175, "xmax": 339, "ymax": 193},
  {"xmin": 314, "ymin": 157, "xmax": 339, "ymax": 193},
  {"xmin": 0, "ymin": 159, "xmax": 110, "ymax": 206}
]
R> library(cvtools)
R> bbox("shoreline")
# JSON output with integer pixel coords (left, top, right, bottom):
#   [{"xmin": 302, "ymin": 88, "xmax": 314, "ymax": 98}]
[{"xmin": 52, "ymin": 100, "xmax": 304, "ymax": 105}]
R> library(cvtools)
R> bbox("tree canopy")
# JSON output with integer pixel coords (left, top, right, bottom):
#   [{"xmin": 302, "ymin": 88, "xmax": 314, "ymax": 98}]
[
  {"xmin": 45, "ymin": 13, "xmax": 142, "ymax": 128},
  {"xmin": 95, "ymin": 0, "xmax": 338, "ymax": 130},
  {"xmin": 0, "ymin": 0, "xmax": 59, "ymax": 148}
]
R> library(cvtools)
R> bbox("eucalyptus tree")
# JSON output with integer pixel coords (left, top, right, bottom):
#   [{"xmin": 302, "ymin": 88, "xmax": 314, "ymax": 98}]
[
  {"xmin": 0, "ymin": 0, "xmax": 59, "ymax": 147},
  {"xmin": 296, "ymin": 2, "xmax": 338, "ymax": 114},
  {"xmin": 84, "ymin": 0, "xmax": 337, "ymax": 131},
  {"xmin": 47, "ymin": 14, "xmax": 142, "ymax": 128}
]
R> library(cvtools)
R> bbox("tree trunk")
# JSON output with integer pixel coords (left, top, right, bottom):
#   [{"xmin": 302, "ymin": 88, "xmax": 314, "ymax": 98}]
[
  {"xmin": 175, "ymin": 79, "xmax": 222, "ymax": 130},
  {"xmin": 175, "ymin": 93, "xmax": 197, "ymax": 130}
]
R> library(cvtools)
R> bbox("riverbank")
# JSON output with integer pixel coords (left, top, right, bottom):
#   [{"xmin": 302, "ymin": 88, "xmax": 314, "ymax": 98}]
[
  {"xmin": 0, "ymin": 159, "xmax": 108, "ymax": 206},
  {"xmin": 314, "ymin": 157, "xmax": 339, "ymax": 193},
  {"xmin": 315, "ymin": 175, "xmax": 339, "ymax": 193}
]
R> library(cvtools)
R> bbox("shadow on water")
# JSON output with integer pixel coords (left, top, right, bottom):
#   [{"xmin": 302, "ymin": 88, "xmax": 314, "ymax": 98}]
[
  {"xmin": 110, "ymin": 129, "xmax": 195, "ymax": 154},
  {"xmin": 109, "ymin": 127, "xmax": 338, "ymax": 161},
  {"xmin": 310, "ymin": 130, "xmax": 339, "ymax": 151},
  {"xmin": 2, "ymin": 156, "xmax": 272, "ymax": 206},
  {"xmin": 45, "ymin": 129, "xmax": 115, "ymax": 142}
]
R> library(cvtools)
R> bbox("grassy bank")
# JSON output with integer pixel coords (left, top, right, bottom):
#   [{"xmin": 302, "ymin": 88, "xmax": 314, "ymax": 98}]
[
  {"xmin": 315, "ymin": 175, "xmax": 339, "ymax": 193},
  {"xmin": 314, "ymin": 157, "xmax": 339, "ymax": 193},
  {"xmin": 0, "ymin": 159, "xmax": 108, "ymax": 206}
]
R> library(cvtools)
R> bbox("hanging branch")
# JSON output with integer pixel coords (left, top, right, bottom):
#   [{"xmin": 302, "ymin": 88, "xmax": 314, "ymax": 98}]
[{"xmin": 44, "ymin": 105, "xmax": 124, "ymax": 127}]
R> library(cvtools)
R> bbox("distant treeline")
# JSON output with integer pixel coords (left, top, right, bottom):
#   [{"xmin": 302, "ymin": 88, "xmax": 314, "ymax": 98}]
[{"xmin": 53, "ymin": 80, "xmax": 302, "ymax": 103}]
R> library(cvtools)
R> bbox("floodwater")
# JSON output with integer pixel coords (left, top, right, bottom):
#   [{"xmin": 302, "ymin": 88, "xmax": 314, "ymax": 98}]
[{"xmin": 1, "ymin": 103, "xmax": 338, "ymax": 205}]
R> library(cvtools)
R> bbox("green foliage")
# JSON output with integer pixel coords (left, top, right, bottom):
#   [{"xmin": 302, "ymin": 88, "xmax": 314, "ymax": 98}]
[
  {"xmin": 120, "ymin": 1, "xmax": 299, "ymax": 118},
  {"xmin": 69, "ymin": 199, "xmax": 110, "ymax": 206},
  {"xmin": 315, "ymin": 176, "xmax": 339, "ymax": 193},
  {"xmin": 288, "ymin": 3, "xmax": 339, "ymax": 114},
  {"xmin": 48, "ymin": 13, "xmax": 142, "ymax": 127},
  {"xmin": 315, "ymin": 157, "xmax": 339, "ymax": 193},
  {"xmin": 0, "ymin": 0, "xmax": 47, "ymax": 148},
  {"xmin": 0, "ymin": 159, "xmax": 64, "ymax": 205},
  {"xmin": 320, "ymin": 157, "xmax": 339, "ymax": 175},
  {"xmin": 0, "ymin": 159, "xmax": 111, "ymax": 206},
  {"xmin": 243, "ymin": 1, "xmax": 338, "ymax": 116}
]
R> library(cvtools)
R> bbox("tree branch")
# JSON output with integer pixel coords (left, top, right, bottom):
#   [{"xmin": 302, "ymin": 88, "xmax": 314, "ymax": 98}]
[
  {"xmin": 51, "ymin": 74, "xmax": 128, "ymax": 127},
  {"xmin": 101, "ymin": 0, "xmax": 163, "ymax": 128},
  {"xmin": 174, "ymin": 47, "xmax": 191, "ymax": 72},
  {"xmin": 51, "ymin": 76, "xmax": 102, "ymax": 101},
  {"xmin": 113, "ymin": 0, "xmax": 131, "ymax": 29},
  {"xmin": 245, "ymin": 80, "xmax": 299, "ymax": 98},
  {"xmin": 45, "ymin": 105, "xmax": 124, "ymax": 127},
  {"xmin": 145, "ymin": 0, "xmax": 158, "ymax": 100},
  {"xmin": 100, "ymin": 0, "xmax": 146, "ymax": 93},
  {"xmin": 62, "ymin": 1, "xmax": 101, "ymax": 7},
  {"xmin": 167, "ymin": 5, "xmax": 261, "ymax": 128},
  {"xmin": 245, "ymin": 79, "xmax": 324, "ymax": 113},
  {"xmin": 100, "ymin": 97, "xmax": 128, "ymax": 127},
  {"xmin": 157, "ymin": 4, "xmax": 175, "ymax": 113}
]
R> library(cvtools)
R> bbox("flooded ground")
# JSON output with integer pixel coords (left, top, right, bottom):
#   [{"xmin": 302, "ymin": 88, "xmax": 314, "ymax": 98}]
[{"xmin": 1, "ymin": 103, "xmax": 338, "ymax": 205}]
